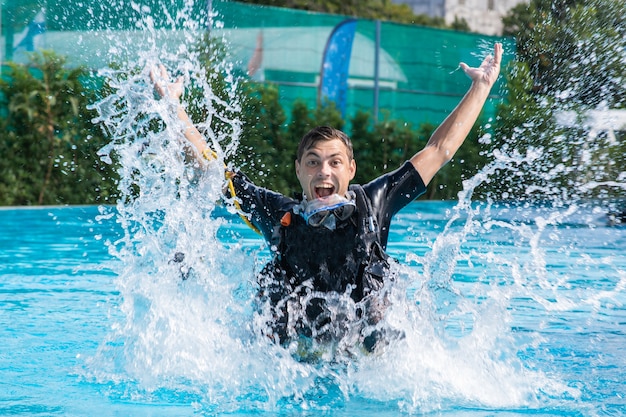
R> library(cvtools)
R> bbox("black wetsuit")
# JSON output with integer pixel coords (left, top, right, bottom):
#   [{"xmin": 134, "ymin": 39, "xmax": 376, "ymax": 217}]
[{"xmin": 231, "ymin": 161, "xmax": 426, "ymax": 349}]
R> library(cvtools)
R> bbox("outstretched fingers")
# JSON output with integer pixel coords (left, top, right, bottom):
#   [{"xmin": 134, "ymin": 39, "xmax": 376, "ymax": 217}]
[
  {"xmin": 150, "ymin": 64, "xmax": 169, "ymax": 98},
  {"xmin": 149, "ymin": 64, "xmax": 184, "ymax": 100},
  {"xmin": 493, "ymin": 42, "xmax": 503, "ymax": 65},
  {"xmin": 459, "ymin": 42, "xmax": 502, "ymax": 85}
]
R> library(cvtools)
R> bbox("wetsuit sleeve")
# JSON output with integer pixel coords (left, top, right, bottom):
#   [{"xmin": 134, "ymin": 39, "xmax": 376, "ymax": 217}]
[
  {"xmin": 363, "ymin": 161, "xmax": 426, "ymax": 248},
  {"xmin": 228, "ymin": 170, "xmax": 294, "ymax": 242}
]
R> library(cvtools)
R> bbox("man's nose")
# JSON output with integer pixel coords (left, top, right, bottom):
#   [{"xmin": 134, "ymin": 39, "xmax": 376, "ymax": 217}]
[{"xmin": 318, "ymin": 161, "xmax": 331, "ymax": 176}]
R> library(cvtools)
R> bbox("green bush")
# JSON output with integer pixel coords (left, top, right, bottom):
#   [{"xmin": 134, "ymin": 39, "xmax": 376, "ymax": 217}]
[
  {"xmin": 0, "ymin": 51, "xmax": 488, "ymax": 205},
  {"xmin": 0, "ymin": 51, "xmax": 117, "ymax": 205}
]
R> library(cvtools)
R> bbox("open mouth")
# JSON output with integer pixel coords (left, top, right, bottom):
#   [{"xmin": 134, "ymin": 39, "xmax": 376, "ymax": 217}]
[{"xmin": 314, "ymin": 185, "xmax": 335, "ymax": 199}]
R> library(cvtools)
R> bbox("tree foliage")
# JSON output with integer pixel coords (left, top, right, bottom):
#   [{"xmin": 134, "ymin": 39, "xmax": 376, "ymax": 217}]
[
  {"xmin": 0, "ymin": 51, "xmax": 117, "ymax": 205},
  {"xmin": 493, "ymin": 0, "xmax": 626, "ymax": 202},
  {"xmin": 236, "ymin": 0, "xmax": 468, "ymax": 30},
  {"xmin": 503, "ymin": 0, "xmax": 626, "ymax": 108}
]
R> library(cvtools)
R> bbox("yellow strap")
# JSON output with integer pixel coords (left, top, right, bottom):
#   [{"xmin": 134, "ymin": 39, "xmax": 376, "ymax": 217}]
[
  {"xmin": 203, "ymin": 147, "xmax": 261, "ymax": 235},
  {"xmin": 202, "ymin": 148, "xmax": 218, "ymax": 161}
]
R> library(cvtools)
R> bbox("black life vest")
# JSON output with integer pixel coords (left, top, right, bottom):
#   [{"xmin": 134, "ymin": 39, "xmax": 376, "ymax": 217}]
[{"xmin": 257, "ymin": 185, "xmax": 391, "ymax": 347}]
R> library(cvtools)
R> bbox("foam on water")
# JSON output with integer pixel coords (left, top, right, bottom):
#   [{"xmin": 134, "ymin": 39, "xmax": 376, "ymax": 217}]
[{"xmin": 83, "ymin": 2, "xmax": 625, "ymax": 414}]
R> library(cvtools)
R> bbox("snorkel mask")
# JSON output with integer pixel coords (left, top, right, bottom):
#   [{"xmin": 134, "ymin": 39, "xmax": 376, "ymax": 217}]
[{"xmin": 295, "ymin": 192, "xmax": 356, "ymax": 230}]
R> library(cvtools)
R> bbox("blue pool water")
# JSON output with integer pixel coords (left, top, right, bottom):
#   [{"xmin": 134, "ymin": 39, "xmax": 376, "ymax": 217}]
[{"xmin": 1, "ymin": 202, "xmax": 624, "ymax": 416}]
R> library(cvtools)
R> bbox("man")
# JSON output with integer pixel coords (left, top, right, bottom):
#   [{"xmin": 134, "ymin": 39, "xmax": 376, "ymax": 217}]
[{"xmin": 152, "ymin": 42, "xmax": 503, "ymax": 355}]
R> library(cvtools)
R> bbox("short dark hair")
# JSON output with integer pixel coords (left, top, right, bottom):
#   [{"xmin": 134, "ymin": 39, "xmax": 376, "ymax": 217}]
[{"xmin": 296, "ymin": 126, "xmax": 354, "ymax": 162}]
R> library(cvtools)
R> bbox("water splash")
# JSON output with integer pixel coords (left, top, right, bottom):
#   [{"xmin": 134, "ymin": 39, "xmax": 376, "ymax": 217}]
[
  {"xmin": 84, "ymin": 1, "xmax": 279, "ymax": 410},
  {"xmin": 82, "ymin": 1, "xmax": 626, "ymax": 414}
]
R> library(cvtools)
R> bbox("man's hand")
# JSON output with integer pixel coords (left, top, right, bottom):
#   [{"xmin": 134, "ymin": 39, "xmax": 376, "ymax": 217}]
[
  {"xmin": 148, "ymin": 64, "xmax": 209, "ymax": 164},
  {"xmin": 459, "ymin": 42, "xmax": 502, "ymax": 88},
  {"xmin": 150, "ymin": 64, "xmax": 184, "ymax": 101}
]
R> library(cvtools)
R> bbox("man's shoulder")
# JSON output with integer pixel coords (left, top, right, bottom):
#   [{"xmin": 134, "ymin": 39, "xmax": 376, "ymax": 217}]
[
  {"xmin": 362, "ymin": 161, "xmax": 421, "ymax": 191},
  {"xmin": 361, "ymin": 161, "xmax": 426, "ymax": 210}
]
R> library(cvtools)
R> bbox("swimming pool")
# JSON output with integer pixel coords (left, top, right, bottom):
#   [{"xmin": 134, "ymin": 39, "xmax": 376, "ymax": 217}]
[{"xmin": 1, "ymin": 201, "xmax": 624, "ymax": 416}]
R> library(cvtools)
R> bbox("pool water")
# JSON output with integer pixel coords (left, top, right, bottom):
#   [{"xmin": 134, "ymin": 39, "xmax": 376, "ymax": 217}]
[{"xmin": 1, "ymin": 202, "xmax": 624, "ymax": 416}]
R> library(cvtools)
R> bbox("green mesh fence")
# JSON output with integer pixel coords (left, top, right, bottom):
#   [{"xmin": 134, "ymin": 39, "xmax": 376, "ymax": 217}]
[{"xmin": 1, "ymin": 0, "xmax": 514, "ymax": 126}]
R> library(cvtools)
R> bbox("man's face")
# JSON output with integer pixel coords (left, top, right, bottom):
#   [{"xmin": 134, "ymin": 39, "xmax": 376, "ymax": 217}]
[{"xmin": 295, "ymin": 138, "xmax": 356, "ymax": 201}]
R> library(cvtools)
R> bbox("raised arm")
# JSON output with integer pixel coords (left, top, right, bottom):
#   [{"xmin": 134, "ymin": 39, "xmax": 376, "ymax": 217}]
[
  {"xmin": 150, "ymin": 65, "xmax": 261, "ymax": 233},
  {"xmin": 410, "ymin": 42, "xmax": 503, "ymax": 186},
  {"xmin": 150, "ymin": 64, "xmax": 212, "ymax": 165}
]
